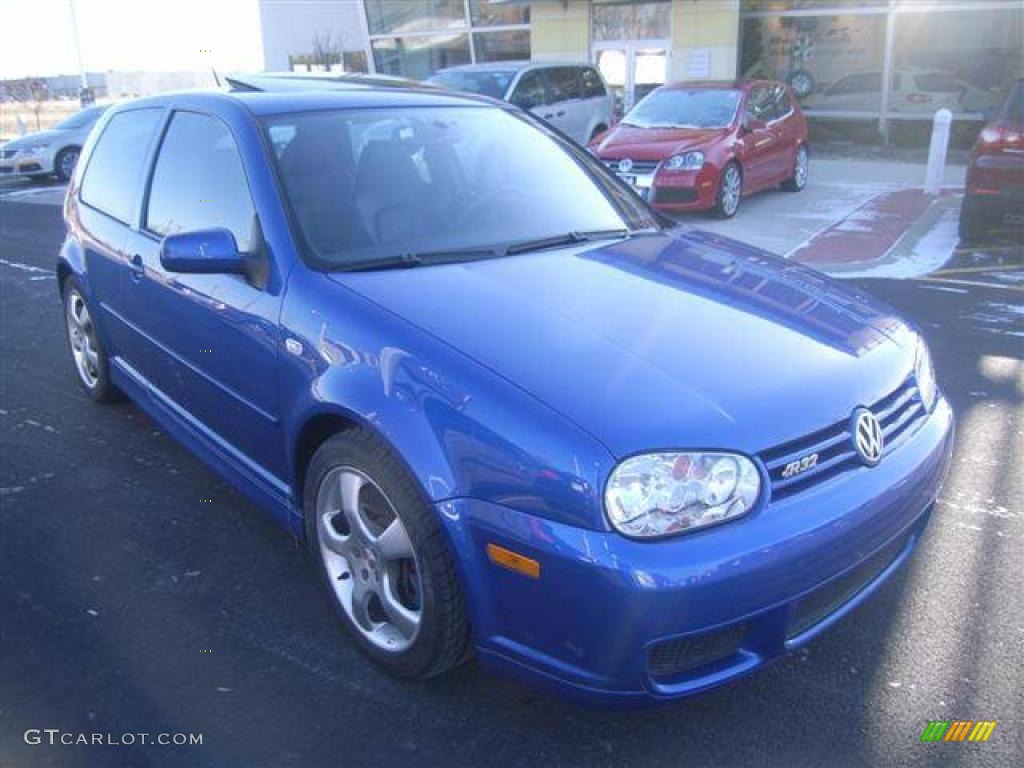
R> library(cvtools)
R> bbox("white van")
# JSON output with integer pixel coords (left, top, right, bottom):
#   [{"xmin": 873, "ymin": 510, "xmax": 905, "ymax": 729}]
[{"xmin": 429, "ymin": 61, "xmax": 615, "ymax": 145}]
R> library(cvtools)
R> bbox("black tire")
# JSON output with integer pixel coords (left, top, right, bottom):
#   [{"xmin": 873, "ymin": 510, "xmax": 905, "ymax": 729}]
[
  {"xmin": 304, "ymin": 428, "xmax": 470, "ymax": 679},
  {"xmin": 714, "ymin": 162, "xmax": 742, "ymax": 219},
  {"xmin": 54, "ymin": 146, "xmax": 80, "ymax": 182},
  {"xmin": 958, "ymin": 196, "xmax": 985, "ymax": 246},
  {"xmin": 782, "ymin": 144, "xmax": 809, "ymax": 192},
  {"xmin": 62, "ymin": 276, "xmax": 121, "ymax": 403}
]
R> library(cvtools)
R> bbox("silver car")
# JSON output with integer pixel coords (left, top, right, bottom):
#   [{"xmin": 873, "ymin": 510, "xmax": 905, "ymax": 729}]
[
  {"xmin": 429, "ymin": 61, "xmax": 614, "ymax": 145},
  {"xmin": 0, "ymin": 105, "xmax": 108, "ymax": 181}
]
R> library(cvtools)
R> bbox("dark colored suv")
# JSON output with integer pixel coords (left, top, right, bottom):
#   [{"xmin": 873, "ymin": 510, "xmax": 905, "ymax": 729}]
[{"xmin": 960, "ymin": 79, "xmax": 1024, "ymax": 244}]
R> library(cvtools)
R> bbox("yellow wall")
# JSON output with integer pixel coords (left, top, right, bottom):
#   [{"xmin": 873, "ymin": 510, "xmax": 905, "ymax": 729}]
[
  {"xmin": 530, "ymin": 1, "xmax": 592, "ymax": 62},
  {"xmin": 670, "ymin": 0, "xmax": 740, "ymax": 80},
  {"xmin": 530, "ymin": 0, "xmax": 740, "ymax": 79}
]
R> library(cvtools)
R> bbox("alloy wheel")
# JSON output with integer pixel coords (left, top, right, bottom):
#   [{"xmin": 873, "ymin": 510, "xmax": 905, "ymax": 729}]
[
  {"xmin": 794, "ymin": 147, "xmax": 808, "ymax": 189},
  {"xmin": 721, "ymin": 165, "xmax": 741, "ymax": 216},
  {"xmin": 66, "ymin": 290, "xmax": 100, "ymax": 389},
  {"xmin": 315, "ymin": 466, "xmax": 422, "ymax": 652}
]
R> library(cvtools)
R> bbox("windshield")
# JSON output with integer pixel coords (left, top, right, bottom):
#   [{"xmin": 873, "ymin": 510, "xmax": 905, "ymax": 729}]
[
  {"xmin": 428, "ymin": 70, "xmax": 516, "ymax": 99},
  {"xmin": 623, "ymin": 89, "xmax": 742, "ymax": 129},
  {"xmin": 55, "ymin": 106, "xmax": 105, "ymax": 130},
  {"xmin": 265, "ymin": 106, "xmax": 658, "ymax": 270}
]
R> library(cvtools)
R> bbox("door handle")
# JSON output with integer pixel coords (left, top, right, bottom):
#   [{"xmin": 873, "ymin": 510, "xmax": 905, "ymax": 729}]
[
  {"xmin": 556, "ymin": 110, "xmax": 566, "ymax": 117},
  {"xmin": 543, "ymin": 113, "xmax": 554, "ymax": 119},
  {"xmin": 129, "ymin": 254, "xmax": 144, "ymax": 282}
]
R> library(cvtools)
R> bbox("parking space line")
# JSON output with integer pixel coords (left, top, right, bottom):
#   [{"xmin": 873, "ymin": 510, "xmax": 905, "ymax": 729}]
[
  {"xmin": 914, "ymin": 276, "xmax": 1024, "ymax": 291},
  {"xmin": 930, "ymin": 264, "xmax": 1024, "ymax": 277}
]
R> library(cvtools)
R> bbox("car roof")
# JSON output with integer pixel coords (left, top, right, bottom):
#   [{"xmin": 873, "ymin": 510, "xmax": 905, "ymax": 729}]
[
  {"xmin": 225, "ymin": 72, "xmax": 443, "ymax": 93},
  {"xmin": 660, "ymin": 80, "xmax": 774, "ymax": 92},
  {"xmin": 113, "ymin": 86, "xmax": 504, "ymax": 118},
  {"xmin": 434, "ymin": 60, "xmax": 593, "ymax": 75}
]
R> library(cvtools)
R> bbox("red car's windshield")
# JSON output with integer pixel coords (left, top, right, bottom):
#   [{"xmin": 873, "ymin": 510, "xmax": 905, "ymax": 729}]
[{"xmin": 622, "ymin": 89, "xmax": 742, "ymax": 130}]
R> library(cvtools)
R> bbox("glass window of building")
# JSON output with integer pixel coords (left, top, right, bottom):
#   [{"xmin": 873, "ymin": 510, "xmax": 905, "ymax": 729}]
[
  {"xmin": 468, "ymin": 0, "xmax": 529, "ymax": 28},
  {"xmin": 365, "ymin": 0, "xmax": 466, "ymax": 36},
  {"xmin": 592, "ymin": 1, "xmax": 671, "ymax": 42},
  {"xmin": 371, "ymin": 34, "xmax": 471, "ymax": 79},
  {"xmin": 890, "ymin": 8, "xmax": 1023, "ymax": 117},
  {"xmin": 366, "ymin": 0, "xmax": 531, "ymax": 78},
  {"xmin": 473, "ymin": 29, "xmax": 530, "ymax": 63},
  {"xmin": 740, "ymin": 12, "xmax": 888, "ymax": 109}
]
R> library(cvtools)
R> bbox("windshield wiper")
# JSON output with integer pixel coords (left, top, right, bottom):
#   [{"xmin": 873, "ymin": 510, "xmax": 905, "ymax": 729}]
[
  {"xmin": 504, "ymin": 229, "xmax": 630, "ymax": 256},
  {"xmin": 337, "ymin": 230, "xmax": 636, "ymax": 272},
  {"xmin": 338, "ymin": 246, "xmax": 501, "ymax": 272},
  {"xmin": 339, "ymin": 253, "xmax": 424, "ymax": 272}
]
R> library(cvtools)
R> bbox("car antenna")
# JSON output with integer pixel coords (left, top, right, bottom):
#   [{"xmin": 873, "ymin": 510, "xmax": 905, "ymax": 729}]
[{"xmin": 211, "ymin": 66, "xmax": 222, "ymax": 88}]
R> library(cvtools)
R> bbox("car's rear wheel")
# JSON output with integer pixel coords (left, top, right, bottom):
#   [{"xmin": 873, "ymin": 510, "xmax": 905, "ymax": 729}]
[
  {"xmin": 63, "ymin": 277, "xmax": 120, "ymax": 402},
  {"xmin": 958, "ymin": 195, "xmax": 986, "ymax": 246},
  {"xmin": 304, "ymin": 429, "xmax": 470, "ymax": 679},
  {"xmin": 714, "ymin": 162, "xmax": 742, "ymax": 218},
  {"xmin": 55, "ymin": 146, "xmax": 80, "ymax": 182},
  {"xmin": 782, "ymin": 144, "xmax": 809, "ymax": 192}
]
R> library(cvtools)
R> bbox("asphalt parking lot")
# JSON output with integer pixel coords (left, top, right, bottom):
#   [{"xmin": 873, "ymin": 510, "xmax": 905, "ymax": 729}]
[{"xmin": 1, "ymin": 193, "xmax": 1021, "ymax": 767}]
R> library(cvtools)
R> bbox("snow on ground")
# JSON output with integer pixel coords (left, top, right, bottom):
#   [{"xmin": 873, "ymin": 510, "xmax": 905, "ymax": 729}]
[{"xmin": 837, "ymin": 206, "xmax": 959, "ymax": 279}]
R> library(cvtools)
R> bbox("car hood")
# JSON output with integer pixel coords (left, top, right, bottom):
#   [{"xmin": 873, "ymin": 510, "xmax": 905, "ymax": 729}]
[
  {"xmin": 3, "ymin": 129, "xmax": 67, "ymax": 149},
  {"xmin": 595, "ymin": 125, "xmax": 728, "ymax": 159},
  {"xmin": 330, "ymin": 230, "xmax": 916, "ymax": 458}
]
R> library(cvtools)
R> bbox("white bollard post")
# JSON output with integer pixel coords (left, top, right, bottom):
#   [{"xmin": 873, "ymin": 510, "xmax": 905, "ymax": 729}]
[{"xmin": 924, "ymin": 108, "xmax": 952, "ymax": 195}]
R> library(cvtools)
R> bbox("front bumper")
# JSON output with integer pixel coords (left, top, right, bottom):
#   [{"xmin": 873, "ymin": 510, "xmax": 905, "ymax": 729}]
[
  {"xmin": 438, "ymin": 397, "xmax": 954, "ymax": 707},
  {"xmin": 0, "ymin": 149, "xmax": 54, "ymax": 176},
  {"xmin": 614, "ymin": 165, "xmax": 720, "ymax": 212}
]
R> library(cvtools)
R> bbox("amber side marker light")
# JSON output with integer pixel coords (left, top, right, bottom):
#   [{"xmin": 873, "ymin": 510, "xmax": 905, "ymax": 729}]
[{"xmin": 487, "ymin": 543, "xmax": 541, "ymax": 579}]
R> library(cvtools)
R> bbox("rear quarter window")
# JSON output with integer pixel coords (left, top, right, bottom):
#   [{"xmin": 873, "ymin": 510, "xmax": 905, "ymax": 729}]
[{"xmin": 80, "ymin": 109, "xmax": 163, "ymax": 223}]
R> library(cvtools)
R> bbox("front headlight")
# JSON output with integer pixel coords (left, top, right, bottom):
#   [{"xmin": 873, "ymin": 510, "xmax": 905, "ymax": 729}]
[
  {"xmin": 605, "ymin": 452, "xmax": 760, "ymax": 539},
  {"xmin": 915, "ymin": 337, "xmax": 937, "ymax": 412},
  {"xmin": 664, "ymin": 151, "xmax": 705, "ymax": 171},
  {"xmin": 22, "ymin": 144, "xmax": 50, "ymax": 156}
]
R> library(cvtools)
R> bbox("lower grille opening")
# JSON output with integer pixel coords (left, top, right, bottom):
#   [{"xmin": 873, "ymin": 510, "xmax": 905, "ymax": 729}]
[
  {"xmin": 648, "ymin": 623, "xmax": 747, "ymax": 683},
  {"xmin": 653, "ymin": 187, "xmax": 698, "ymax": 204},
  {"xmin": 787, "ymin": 534, "xmax": 909, "ymax": 639}
]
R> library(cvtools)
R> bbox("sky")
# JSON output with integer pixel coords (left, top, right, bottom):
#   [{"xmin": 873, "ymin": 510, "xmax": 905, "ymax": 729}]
[{"xmin": 0, "ymin": 0, "xmax": 264, "ymax": 79}]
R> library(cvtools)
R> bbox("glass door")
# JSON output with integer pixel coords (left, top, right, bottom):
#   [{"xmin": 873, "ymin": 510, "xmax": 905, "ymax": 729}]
[{"xmin": 595, "ymin": 42, "xmax": 669, "ymax": 117}]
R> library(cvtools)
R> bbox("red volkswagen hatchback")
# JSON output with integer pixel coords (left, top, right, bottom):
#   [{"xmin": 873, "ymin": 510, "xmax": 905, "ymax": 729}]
[{"xmin": 591, "ymin": 80, "xmax": 809, "ymax": 218}]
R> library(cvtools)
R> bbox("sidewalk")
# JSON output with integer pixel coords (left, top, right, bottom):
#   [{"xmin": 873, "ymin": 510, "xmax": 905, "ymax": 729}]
[{"xmin": 678, "ymin": 157, "xmax": 969, "ymax": 278}]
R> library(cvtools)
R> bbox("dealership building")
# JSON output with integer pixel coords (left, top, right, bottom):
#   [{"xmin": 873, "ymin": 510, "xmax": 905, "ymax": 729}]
[{"xmin": 259, "ymin": 1, "xmax": 1023, "ymax": 138}]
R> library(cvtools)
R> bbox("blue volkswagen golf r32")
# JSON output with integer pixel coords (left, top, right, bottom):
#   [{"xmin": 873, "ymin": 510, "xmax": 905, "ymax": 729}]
[{"xmin": 58, "ymin": 87, "xmax": 953, "ymax": 707}]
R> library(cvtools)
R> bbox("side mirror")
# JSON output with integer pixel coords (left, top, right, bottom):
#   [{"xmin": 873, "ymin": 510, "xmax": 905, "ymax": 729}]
[{"xmin": 160, "ymin": 229, "xmax": 245, "ymax": 274}]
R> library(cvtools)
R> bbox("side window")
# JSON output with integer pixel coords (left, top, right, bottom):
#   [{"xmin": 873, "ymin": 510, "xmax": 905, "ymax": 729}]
[
  {"xmin": 769, "ymin": 85, "xmax": 791, "ymax": 120},
  {"xmin": 511, "ymin": 70, "xmax": 549, "ymax": 109},
  {"xmin": 546, "ymin": 67, "xmax": 583, "ymax": 102},
  {"xmin": 80, "ymin": 109, "xmax": 163, "ymax": 223},
  {"xmin": 745, "ymin": 86, "xmax": 772, "ymax": 121},
  {"xmin": 146, "ymin": 112, "xmax": 256, "ymax": 252},
  {"xmin": 582, "ymin": 67, "xmax": 606, "ymax": 99}
]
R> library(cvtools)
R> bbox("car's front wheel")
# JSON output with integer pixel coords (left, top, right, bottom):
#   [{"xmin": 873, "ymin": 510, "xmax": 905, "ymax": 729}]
[
  {"xmin": 304, "ymin": 429, "xmax": 470, "ymax": 679},
  {"xmin": 714, "ymin": 162, "xmax": 742, "ymax": 218},
  {"xmin": 54, "ymin": 146, "xmax": 80, "ymax": 182}
]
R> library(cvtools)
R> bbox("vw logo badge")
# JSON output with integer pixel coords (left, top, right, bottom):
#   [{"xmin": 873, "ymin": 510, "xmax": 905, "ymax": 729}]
[
  {"xmin": 852, "ymin": 408, "xmax": 884, "ymax": 466},
  {"xmin": 618, "ymin": 157, "xmax": 633, "ymax": 173}
]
